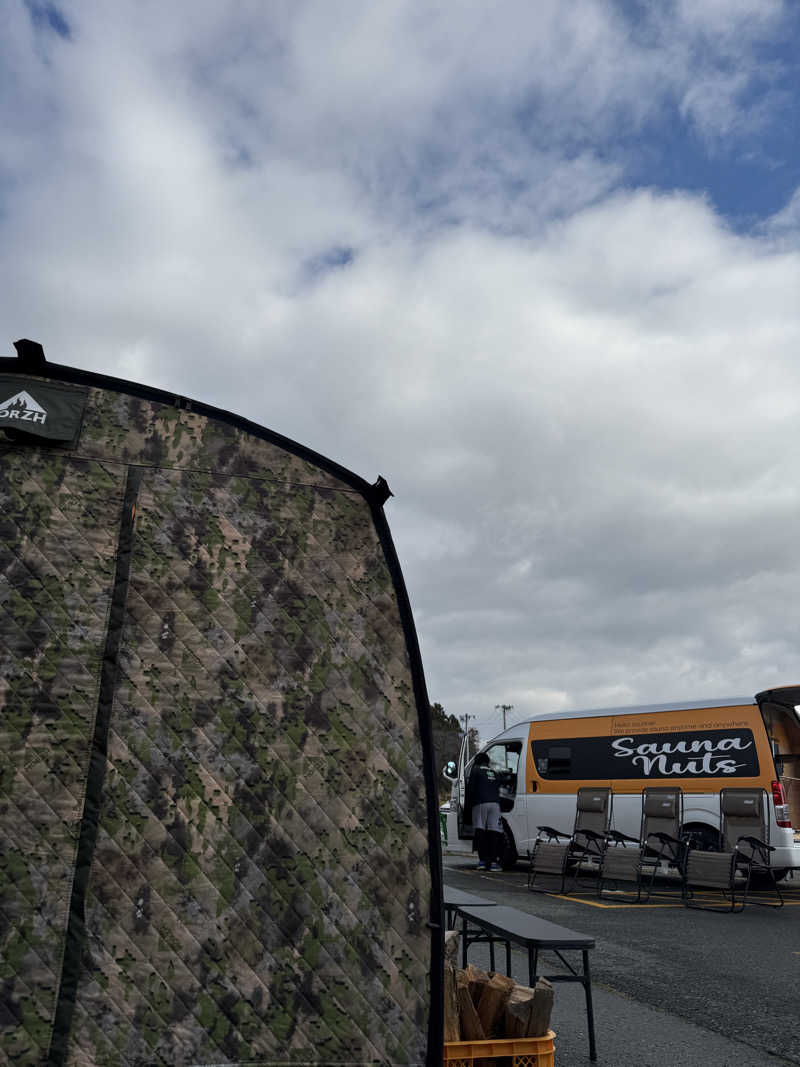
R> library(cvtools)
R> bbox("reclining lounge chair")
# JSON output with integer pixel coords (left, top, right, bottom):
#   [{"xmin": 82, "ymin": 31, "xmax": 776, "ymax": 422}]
[
  {"xmin": 598, "ymin": 787, "xmax": 685, "ymax": 902},
  {"xmin": 684, "ymin": 788, "xmax": 784, "ymax": 913},
  {"xmin": 527, "ymin": 787, "xmax": 611, "ymax": 894}
]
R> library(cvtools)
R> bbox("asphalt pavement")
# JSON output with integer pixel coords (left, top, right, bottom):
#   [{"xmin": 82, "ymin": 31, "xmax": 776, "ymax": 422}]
[{"xmin": 443, "ymin": 852, "xmax": 800, "ymax": 1066}]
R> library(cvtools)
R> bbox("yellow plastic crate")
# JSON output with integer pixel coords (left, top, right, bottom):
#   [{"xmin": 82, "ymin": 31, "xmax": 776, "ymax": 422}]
[{"xmin": 444, "ymin": 1031, "xmax": 555, "ymax": 1067}]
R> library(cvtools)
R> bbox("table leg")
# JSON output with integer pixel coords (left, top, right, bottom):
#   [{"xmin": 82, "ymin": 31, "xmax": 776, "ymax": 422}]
[
  {"xmin": 528, "ymin": 946, "xmax": 539, "ymax": 988},
  {"xmin": 582, "ymin": 949, "xmax": 597, "ymax": 1062}
]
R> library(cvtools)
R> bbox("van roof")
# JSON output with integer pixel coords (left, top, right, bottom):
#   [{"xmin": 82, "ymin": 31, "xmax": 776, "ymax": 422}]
[{"xmin": 495, "ymin": 695, "xmax": 755, "ymax": 737}]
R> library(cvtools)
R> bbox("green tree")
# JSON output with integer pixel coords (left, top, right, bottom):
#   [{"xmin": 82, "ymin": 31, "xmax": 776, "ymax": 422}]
[
  {"xmin": 469, "ymin": 727, "xmax": 481, "ymax": 761},
  {"xmin": 430, "ymin": 702, "xmax": 463, "ymax": 803}
]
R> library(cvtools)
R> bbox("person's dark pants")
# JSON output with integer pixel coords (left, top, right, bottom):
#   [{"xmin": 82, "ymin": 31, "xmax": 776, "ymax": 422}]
[
  {"xmin": 473, "ymin": 827, "xmax": 484, "ymax": 864},
  {"xmin": 472, "ymin": 802, "xmax": 503, "ymax": 866},
  {"xmin": 475, "ymin": 829, "xmax": 504, "ymax": 866}
]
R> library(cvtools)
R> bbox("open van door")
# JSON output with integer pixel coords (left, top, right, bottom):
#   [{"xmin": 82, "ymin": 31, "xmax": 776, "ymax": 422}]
[
  {"xmin": 756, "ymin": 686, "xmax": 800, "ymax": 831},
  {"xmin": 453, "ymin": 731, "xmax": 474, "ymax": 839}
]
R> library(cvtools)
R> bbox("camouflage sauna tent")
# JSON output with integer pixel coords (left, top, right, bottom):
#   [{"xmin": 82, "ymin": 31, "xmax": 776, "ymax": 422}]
[{"xmin": 0, "ymin": 341, "xmax": 443, "ymax": 1067}]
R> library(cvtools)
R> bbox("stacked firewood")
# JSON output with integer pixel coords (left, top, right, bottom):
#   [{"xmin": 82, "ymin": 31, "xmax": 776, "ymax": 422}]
[{"xmin": 444, "ymin": 932, "xmax": 553, "ymax": 1042}]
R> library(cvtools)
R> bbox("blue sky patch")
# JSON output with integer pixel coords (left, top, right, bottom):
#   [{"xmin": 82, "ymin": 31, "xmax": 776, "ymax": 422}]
[
  {"xmin": 302, "ymin": 245, "xmax": 356, "ymax": 283},
  {"xmin": 25, "ymin": 2, "xmax": 71, "ymax": 39}
]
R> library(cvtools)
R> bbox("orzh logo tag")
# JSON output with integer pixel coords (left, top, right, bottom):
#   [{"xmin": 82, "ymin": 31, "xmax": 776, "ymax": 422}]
[
  {"xmin": 0, "ymin": 376, "xmax": 87, "ymax": 443},
  {"xmin": 0, "ymin": 389, "xmax": 48, "ymax": 425}
]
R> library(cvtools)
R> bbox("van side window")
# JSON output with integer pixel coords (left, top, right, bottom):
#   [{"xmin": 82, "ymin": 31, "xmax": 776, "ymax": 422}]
[
  {"xmin": 535, "ymin": 744, "xmax": 572, "ymax": 777},
  {"xmin": 485, "ymin": 742, "xmax": 522, "ymax": 793}
]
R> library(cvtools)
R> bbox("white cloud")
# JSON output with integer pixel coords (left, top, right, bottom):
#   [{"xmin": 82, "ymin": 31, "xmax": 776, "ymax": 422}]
[
  {"xmin": 2, "ymin": 0, "xmax": 800, "ymax": 746},
  {"xmin": 762, "ymin": 187, "xmax": 800, "ymax": 249}
]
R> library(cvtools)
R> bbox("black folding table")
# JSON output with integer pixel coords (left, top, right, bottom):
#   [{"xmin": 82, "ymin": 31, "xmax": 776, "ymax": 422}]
[
  {"xmin": 455, "ymin": 903, "xmax": 597, "ymax": 1061},
  {"xmin": 442, "ymin": 886, "xmax": 496, "ymax": 929}
]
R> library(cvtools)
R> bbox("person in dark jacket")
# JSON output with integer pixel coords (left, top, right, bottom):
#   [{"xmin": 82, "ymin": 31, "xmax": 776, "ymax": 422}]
[{"xmin": 467, "ymin": 751, "xmax": 503, "ymax": 871}]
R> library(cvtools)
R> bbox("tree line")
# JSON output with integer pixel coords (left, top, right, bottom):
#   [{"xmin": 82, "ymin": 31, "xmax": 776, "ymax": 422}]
[{"xmin": 430, "ymin": 702, "xmax": 479, "ymax": 803}]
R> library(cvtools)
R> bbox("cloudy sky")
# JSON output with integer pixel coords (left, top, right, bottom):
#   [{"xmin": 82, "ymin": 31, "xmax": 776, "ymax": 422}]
[{"xmin": 3, "ymin": 1, "xmax": 800, "ymax": 743}]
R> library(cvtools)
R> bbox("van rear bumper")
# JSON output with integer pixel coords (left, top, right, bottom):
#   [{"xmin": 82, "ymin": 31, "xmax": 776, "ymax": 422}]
[{"xmin": 770, "ymin": 843, "xmax": 800, "ymax": 870}]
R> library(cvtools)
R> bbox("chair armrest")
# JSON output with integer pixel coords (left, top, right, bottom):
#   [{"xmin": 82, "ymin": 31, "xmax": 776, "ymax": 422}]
[
  {"xmin": 572, "ymin": 829, "xmax": 607, "ymax": 857},
  {"xmin": 737, "ymin": 835, "xmax": 773, "ymax": 851},
  {"xmin": 606, "ymin": 830, "xmax": 639, "ymax": 846},
  {"xmin": 735, "ymin": 835, "xmax": 775, "ymax": 863},
  {"xmin": 579, "ymin": 828, "xmax": 607, "ymax": 842},
  {"xmin": 537, "ymin": 825, "xmax": 570, "ymax": 841},
  {"xmin": 648, "ymin": 831, "xmax": 681, "ymax": 846},
  {"xmin": 645, "ymin": 831, "xmax": 685, "ymax": 863}
]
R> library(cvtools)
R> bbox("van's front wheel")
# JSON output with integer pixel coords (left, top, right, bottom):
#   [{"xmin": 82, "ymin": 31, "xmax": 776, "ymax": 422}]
[{"xmin": 499, "ymin": 821, "xmax": 518, "ymax": 870}]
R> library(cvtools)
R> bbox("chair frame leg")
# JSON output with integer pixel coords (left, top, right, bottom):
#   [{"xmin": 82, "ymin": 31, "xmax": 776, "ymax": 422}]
[
  {"xmin": 738, "ymin": 864, "xmax": 784, "ymax": 909},
  {"xmin": 598, "ymin": 849, "xmax": 677, "ymax": 904},
  {"xmin": 684, "ymin": 862, "xmax": 785, "ymax": 912},
  {"xmin": 684, "ymin": 867, "xmax": 746, "ymax": 913},
  {"xmin": 527, "ymin": 846, "xmax": 570, "ymax": 895},
  {"xmin": 597, "ymin": 873, "xmax": 644, "ymax": 903},
  {"xmin": 528, "ymin": 862, "xmax": 569, "ymax": 895},
  {"xmin": 684, "ymin": 884, "xmax": 743, "ymax": 913}
]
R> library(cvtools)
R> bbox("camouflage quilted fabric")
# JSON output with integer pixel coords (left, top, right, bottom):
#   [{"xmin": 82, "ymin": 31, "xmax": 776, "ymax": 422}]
[{"xmin": 0, "ymin": 363, "xmax": 441, "ymax": 1066}]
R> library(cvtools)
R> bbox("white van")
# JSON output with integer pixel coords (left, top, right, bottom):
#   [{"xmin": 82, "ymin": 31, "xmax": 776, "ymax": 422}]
[{"xmin": 443, "ymin": 686, "xmax": 800, "ymax": 875}]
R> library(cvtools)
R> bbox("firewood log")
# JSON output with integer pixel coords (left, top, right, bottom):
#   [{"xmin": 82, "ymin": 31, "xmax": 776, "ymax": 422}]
[
  {"xmin": 444, "ymin": 929, "xmax": 460, "ymax": 968},
  {"xmin": 528, "ymin": 977, "xmax": 554, "ymax": 1037},
  {"xmin": 463, "ymin": 962, "xmax": 490, "ymax": 1007},
  {"xmin": 456, "ymin": 969, "xmax": 486, "ymax": 1040},
  {"xmin": 476, "ymin": 972, "xmax": 515, "ymax": 1037},
  {"xmin": 501, "ymin": 977, "xmax": 554, "ymax": 1038},
  {"xmin": 444, "ymin": 963, "xmax": 460, "ymax": 1042},
  {"xmin": 504, "ymin": 983, "xmax": 536, "ymax": 1038}
]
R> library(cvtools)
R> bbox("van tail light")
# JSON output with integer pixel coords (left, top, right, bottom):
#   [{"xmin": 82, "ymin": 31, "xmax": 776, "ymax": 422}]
[{"xmin": 771, "ymin": 780, "xmax": 792, "ymax": 828}]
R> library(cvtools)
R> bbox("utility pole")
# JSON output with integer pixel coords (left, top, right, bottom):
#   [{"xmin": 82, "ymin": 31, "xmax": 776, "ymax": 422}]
[
  {"xmin": 461, "ymin": 714, "xmax": 473, "ymax": 761},
  {"xmin": 495, "ymin": 703, "xmax": 514, "ymax": 730}
]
